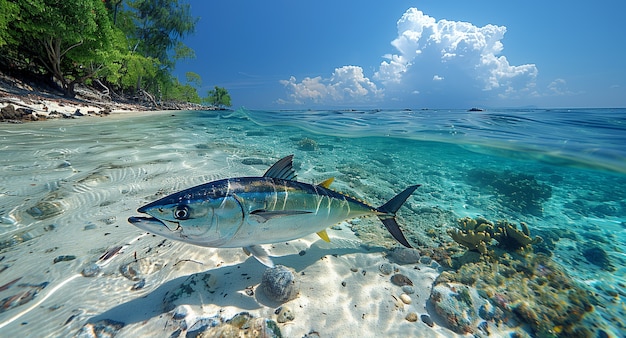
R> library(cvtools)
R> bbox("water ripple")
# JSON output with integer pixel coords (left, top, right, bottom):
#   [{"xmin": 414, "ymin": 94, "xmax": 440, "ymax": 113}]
[{"xmin": 243, "ymin": 108, "xmax": 626, "ymax": 173}]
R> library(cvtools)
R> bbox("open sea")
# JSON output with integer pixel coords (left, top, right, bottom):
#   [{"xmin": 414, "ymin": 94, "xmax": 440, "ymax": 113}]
[{"xmin": 0, "ymin": 108, "xmax": 624, "ymax": 337}]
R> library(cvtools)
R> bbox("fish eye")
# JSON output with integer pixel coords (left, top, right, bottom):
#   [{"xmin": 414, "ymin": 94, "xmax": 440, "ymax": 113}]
[{"xmin": 174, "ymin": 205, "xmax": 190, "ymax": 220}]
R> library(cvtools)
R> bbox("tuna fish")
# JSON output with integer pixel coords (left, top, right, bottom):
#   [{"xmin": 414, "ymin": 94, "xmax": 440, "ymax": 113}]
[{"xmin": 128, "ymin": 155, "xmax": 419, "ymax": 266}]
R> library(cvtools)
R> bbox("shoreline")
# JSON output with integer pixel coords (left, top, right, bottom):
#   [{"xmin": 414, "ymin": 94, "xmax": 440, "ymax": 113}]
[{"xmin": 0, "ymin": 73, "xmax": 214, "ymax": 123}]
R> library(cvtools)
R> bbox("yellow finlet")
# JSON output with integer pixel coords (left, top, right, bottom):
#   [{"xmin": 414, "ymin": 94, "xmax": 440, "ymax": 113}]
[
  {"xmin": 318, "ymin": 177, "xmax": 335, "ymax": 188},
  {"xmin": 316, "ymin": 229, "xmax": 331, "ymax": 242}
]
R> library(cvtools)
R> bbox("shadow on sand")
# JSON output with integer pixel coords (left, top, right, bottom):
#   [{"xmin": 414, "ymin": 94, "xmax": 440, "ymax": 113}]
[{"xmin": 87, "ymin": 239, "xmax": 385, "ymax": 326}]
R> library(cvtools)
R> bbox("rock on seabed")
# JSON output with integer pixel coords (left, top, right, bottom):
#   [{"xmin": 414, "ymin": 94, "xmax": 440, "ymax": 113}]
[{"xmin": 260, "ymin": 265, "xmax": 300, "ymax": 303}]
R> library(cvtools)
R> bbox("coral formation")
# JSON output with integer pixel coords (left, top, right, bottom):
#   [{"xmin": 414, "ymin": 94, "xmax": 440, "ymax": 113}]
[
  {"xmin": 493, "ymin": 220, "xmax": 543, "ymax": 251},
  {"xmin": 296, "ymin": 137, "xmax": 318, "ymax": 151},
  {"xmin": 429, "ymin": 252, "xmax": 599, "ymax": 337},
  {"xmin": 467, "ymin": 169, "xmax": 552, "ymax": 215},
  {"xmin": 447, "ymin": 217, "xmax": 493, "ymax": 255},
  {"xmin": 448, "ymin": 217, "xmax": 542, "ymax": 258}
]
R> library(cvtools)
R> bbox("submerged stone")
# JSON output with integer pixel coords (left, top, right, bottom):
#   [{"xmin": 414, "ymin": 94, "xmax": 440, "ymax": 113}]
[
  {"xmin": 420, "ymin": 314, "xmax": 434, "ymax": 327},
  {"xmin": 260, "ymin": 265, "xmax": 300, "ymax": 303},
  {"xmin": 25, "ymin": 201, "xmax": 64, "ymax": 220},
  {"xmin": 189, "ymin": 312, "xmax": 282, "ymax": 338},
  {"xmin": 390, "ymin": 274, "xmax": 413, "ymax": 286},
  {"xmin": 389, "ymin": 247, "xmax": 421, "ymax": 264},
  {"xmin": 582, "ymin": 245, "xmax": 615, "ymax": 271},
  {"xmin": 77, "ymin": 319, "xmax": 125, "ymax": 338},
  {"xmin": 378, "ymin": 262, "xmax": 394, "ymax": 275}
]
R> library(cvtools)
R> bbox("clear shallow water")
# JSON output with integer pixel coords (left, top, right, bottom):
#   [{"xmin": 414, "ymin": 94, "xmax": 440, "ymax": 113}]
[
  {"xmin": 248, "ymin": 108, "xmax": 626, "ymax": 174},
  {"xmin": 0, "ymin": 109, "xmax": 624, "ymax": 337}
]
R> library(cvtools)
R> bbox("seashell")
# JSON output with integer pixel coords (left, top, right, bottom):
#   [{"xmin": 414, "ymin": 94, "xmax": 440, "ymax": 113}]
[
  {"xmin": 405, "ymin": 312, "xmax": 418, "ymax": 322},
  {"xmin": 399, "ymin": 293, "xmax": 412, "ymax": 304}
]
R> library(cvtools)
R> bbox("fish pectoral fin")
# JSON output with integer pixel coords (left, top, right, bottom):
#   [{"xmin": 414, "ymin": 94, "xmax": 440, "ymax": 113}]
[
  {"xmin": 249, "ymin": 209, "xmax": 312, "ymax": 223},
  {"xmin": 316, "ymin": 229, "xmax": 331, "ymax": 242},
  {"xmin": 244, "ymin": 245, "xmax": 274, "ymax": 267}
]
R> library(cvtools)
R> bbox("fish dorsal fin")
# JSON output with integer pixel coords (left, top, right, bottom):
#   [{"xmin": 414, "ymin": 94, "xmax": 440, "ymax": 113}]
[
  {"xmin": 316, "ymin": 229, "xmax": 331, "ymax": 242},
  {"xmin": 263, "ymin": 155, "xmax": 297, "ymax": 181},
  {"xmin": 318, "ymin": 177, "xmax": 334, "ymax": 188}
]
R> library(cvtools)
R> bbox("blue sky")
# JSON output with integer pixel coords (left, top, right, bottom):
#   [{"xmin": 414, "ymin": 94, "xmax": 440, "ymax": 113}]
[{"xmin": 173, "ymin": 1, "xmax": 626, "ymax": 109}]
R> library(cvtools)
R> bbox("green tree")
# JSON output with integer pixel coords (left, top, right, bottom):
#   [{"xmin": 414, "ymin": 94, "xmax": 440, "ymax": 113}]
[
  {"xmin": 204, "ymin": 86, "xmax": 232, "ymax": 108},
  {"xmin": 185, "ymin": 71, "xmax": 202, "ymax": 88},
  {"xmin": 127, "ymin": 0, "xmax": 196, "ymax": 65},
  {"xmin": 10, "ymin": 0, "xmax": 116, "ymax": 97},
  {"xmin": 0, "ymin": 0, "xmax": 18, "ymax": 47},
  {"xmin": 124, "ymin": 0, "xmax": 197, "ymax": 94}
]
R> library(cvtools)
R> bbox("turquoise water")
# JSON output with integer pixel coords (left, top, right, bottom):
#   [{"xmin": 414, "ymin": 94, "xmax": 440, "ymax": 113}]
[{"xmin": 0, "ymin": 108, "xmax": 624, "ymax": 337}]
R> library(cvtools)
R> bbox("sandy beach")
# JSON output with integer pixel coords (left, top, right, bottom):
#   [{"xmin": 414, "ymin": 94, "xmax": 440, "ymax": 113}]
[{"xmin": 0, "ymin": 72, "xmax": 208, "ymax": 123}]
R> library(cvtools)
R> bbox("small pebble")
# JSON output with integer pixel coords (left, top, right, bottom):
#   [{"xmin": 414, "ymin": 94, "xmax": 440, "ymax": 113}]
[
  {"xmin": 54, "ymin": 255, "xmax": 76, "ymax": 264},
  {"xmin": 379, "ymin": 263, "xmax": 394, "ymax": 275},
  {"xmin": 401, "ymin": 285, "xmax": 415, "ymax": 294},
  {"xmin": 399, "ymin": 293, "xmax": 412, "ymax": 304},
  {"xmin": 421, "ymin": 314, "xmax": 434, "ymax": 327},
  {"xmin": 83, "ymin": 223, "xmax": 97, "ymax": 230},
  {"xmin": 131, "ymin": 278, "xmax": 145, "ymax": 290},
  {"xmin": 81, "ymin": 263, "xmax": 101, "ymax": 277},
  {"xmin": 405, "ymin": 312, "xmax": 418, "ymax": 322},
  {"xmin": 172, "ymin": 305, "xmax": 188, "ymax": 320},
  {"xmin": 391, "ymin": 274, "xmax": 413, "ymax": 286},
  {"xmin": 276, "ymin": 306, "xmax": 295, "ymax": 323}
]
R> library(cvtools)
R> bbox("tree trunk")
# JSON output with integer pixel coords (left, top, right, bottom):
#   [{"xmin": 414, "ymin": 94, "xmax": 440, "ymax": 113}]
[
  {"xmin": 65, "ymin": 81, "xmax": 76, "ymax": 98},
  {"xmin": 42, "ymin": 37, "xmax": 83, "ymax": 98}
]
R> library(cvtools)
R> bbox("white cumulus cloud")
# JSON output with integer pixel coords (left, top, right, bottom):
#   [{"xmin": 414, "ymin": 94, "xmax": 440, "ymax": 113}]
[
  {"xmin": 280, "ymin": 66, "xmax": 381, "ymax": 105},
  {"xmin": 376, "ymin": 8, "xmax": 537, "ymax": 94},
  {"xmin": 280, "ymin": 8, "xmax": 538, "ymax": 106}
]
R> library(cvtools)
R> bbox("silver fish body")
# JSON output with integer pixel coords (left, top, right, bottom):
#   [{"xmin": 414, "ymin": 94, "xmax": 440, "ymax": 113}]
[{"xmin": 129, "ymin": 155, "xmax": 419, "ymax": 266}]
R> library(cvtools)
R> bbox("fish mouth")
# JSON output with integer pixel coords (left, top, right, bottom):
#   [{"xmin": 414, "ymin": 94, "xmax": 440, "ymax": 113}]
[{"xmin": 128, "ymin": 216, "xmax": 181, "ymax": 232}]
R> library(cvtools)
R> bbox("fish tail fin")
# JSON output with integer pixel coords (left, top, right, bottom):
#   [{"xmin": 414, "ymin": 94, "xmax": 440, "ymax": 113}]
[{"xmin": 376, "ymin": 185, "xmax": 420, "ymax": 248}]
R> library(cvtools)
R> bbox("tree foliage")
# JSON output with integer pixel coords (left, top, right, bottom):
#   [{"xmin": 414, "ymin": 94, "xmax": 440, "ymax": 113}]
[
  {"xmin": 0, "ymin": 0, "xmax": 224, "ymax": 105},
  {"xmin": 7, "ymin": 0, "xmax": 115, "ymax": 96},
  {"xmin": 0, "ymin": 0, "xmax": 18, "ymax": 47},
  {"xmin": 205, "ymin": 86, "xmax": 232, "ymax": 108}
]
